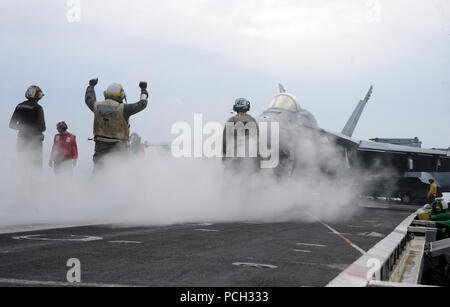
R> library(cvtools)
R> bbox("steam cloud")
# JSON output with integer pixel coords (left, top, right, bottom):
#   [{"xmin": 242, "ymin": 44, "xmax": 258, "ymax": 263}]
[{"xmin": 0, "ymin": 124, "xmax": 367, "ymax": 229}]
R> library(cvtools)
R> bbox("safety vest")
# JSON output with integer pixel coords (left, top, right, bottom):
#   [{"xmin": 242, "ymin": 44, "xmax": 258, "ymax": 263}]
[
  {"xmin": 51, "ymin": 132, "xmax": 78, "ymax": 161},
  {"xmin": 93, "ymin": 99, "xmax": 130, "ymax": 142}
]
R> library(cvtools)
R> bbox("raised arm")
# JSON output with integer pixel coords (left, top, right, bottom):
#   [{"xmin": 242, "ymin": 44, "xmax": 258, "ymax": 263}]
[
  {"xmin": 85, "ymin": 78, "xmax": 98, "ymax": 112},
  {"xmin": 124, "ymin": 81, "xmax": 149, "ymax": 118}
]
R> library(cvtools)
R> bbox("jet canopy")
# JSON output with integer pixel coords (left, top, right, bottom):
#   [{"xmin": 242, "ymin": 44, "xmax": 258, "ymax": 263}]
[{"xmin": 268, "ymin": 94, "xmax": 299, "ymax": 112}]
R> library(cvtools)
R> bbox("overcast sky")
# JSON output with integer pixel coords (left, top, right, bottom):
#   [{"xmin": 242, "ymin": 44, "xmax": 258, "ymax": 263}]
[{"xmin": 1, "ymin": 0, "xmax": 449, "ymax": 165}]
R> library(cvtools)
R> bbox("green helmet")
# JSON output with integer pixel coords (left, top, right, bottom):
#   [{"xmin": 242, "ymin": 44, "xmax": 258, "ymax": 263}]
[{"xmin": 233, "ymin": 98, "xmax": 250, "ymax": 112}]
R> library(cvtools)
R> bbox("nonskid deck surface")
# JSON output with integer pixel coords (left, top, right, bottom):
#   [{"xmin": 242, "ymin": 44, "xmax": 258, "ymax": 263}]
[{"xmin": 0, "ymin": 201, "xmax": 419, "ymax": 287}]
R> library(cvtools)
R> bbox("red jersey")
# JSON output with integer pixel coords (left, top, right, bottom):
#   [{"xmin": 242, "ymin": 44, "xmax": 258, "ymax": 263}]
[{"xmin": 50, "ymin": 132, "xmax": 78, "ymax": 161}]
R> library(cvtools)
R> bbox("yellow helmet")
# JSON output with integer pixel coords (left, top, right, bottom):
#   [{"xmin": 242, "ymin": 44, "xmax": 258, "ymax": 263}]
[{"xmin": 104, "ymin": 83, "xmax": 126, "ymax": 102}]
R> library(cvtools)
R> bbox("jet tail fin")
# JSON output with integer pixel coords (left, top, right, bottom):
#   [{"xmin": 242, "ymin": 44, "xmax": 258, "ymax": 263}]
[
  {"xmin": 341, "ymin": 85, "xmax": 373, "ymax": 137},
  {"xmin": 278, "ymin": 83, "xmax": 286, "ymax": 93}
]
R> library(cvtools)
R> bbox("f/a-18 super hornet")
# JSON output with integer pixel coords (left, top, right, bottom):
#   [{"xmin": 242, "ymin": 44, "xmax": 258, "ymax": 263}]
[{"xmin": 257, "ymin": 84, "xmax": 450, "ymax": 199}]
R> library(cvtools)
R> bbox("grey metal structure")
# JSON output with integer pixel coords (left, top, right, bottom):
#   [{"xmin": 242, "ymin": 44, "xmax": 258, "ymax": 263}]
[{"xmin": 428, "ymin": 238, "xmax": 450, "ymax": 258}]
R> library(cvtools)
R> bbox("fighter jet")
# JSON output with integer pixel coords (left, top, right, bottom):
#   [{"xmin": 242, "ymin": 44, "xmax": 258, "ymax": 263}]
[
  {"xmin": 258, "ymin": 84, "xmax": 321, "ymax": 175},
  {"xmin": 257, "ymin": 84, "xmax": 450, "ymax": 194}
]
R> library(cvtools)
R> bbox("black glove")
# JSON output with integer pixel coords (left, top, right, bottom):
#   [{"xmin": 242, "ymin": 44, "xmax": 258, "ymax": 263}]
[
  {"xmin": 139, "ymin": 81, "xmax": 147, "ymax": 90},
  {"xmin": 89, "ymin": 78, "xmax": 98, "ymax": 86}
]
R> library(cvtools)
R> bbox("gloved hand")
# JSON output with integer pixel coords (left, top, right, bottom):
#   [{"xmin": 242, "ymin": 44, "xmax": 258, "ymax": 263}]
[
  {"xmin": 139, "ymin": 81, "xmax": 147, "ymax": 90},
  {"xmin": 48, "ymin": 161, "xmax": 53, "ymax": 168},
  {"xmin": 139, "ymin": 82, "xmax": 148, "ymax": 100},
  {"xmin": 89, "ymin": 78, "xmax": 98, "ymax": 86}
]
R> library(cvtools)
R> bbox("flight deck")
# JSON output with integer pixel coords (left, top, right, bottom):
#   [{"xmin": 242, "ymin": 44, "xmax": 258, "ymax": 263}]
[{"xmin": 0, "ymin": 201, "xmax": 418, "ymax": 287}]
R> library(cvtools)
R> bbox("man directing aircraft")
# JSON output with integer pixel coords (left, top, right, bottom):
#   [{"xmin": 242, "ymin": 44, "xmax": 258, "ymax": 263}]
[{"xmin": 85, "ymin": 78, "xmax": 149, "ymax": 172}]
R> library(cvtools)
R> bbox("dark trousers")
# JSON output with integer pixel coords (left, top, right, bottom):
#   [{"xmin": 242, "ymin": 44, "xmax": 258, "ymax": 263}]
[
  {"xmin": 16, "ymin": 135, "xmax": 43, "ymax": 170},
  {"xmin": 93, "ymin": 141, "xmax": 128, "ymax": 173}
]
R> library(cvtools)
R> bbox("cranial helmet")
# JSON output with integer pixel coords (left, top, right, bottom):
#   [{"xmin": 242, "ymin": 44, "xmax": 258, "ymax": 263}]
[
  {"xmin": 25, "ymin": 85, "xmax": 44, "ymax": 101},
  {"xmin": 56, "ymin": 121, "xmax": 68, "ymax": 132},
  {"xmin": 104, "ymin": 83, "xmax": 126, "ymax": 102},
  {"xmin": 233, "ymin": 98, "xmax": 250, "ymax": 112}
]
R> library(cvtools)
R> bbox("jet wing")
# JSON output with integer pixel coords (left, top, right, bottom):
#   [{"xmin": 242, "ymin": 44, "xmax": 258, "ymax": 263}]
[
  {"xmin": 318, "ymin": 128, "xmax": 450, "ymax": 173},
  {"xmin": 318, "ymin": 128, "xmax": 359, "ymax": 148},
  {"xmin": 358, "ymin": 140, "xmax": 449, "ymax": 156}
]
